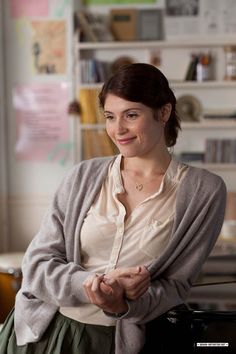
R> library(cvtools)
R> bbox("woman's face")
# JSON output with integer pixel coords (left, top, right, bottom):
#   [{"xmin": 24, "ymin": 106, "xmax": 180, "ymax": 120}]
[{"xmin": 104, "ymin": 94, "xmax": 169, "ymax": 158}]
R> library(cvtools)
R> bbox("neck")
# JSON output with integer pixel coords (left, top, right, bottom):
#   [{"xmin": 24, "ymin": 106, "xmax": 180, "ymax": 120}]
[{"xmin": 121, "ymin": 150, "xmax": 171, "ymax": 177}]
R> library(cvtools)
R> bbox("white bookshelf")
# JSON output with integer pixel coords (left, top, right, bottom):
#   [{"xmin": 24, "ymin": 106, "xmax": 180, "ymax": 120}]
[{"xmin": 74, "ymin": 21, "xmax": 236, "ymax": 191}]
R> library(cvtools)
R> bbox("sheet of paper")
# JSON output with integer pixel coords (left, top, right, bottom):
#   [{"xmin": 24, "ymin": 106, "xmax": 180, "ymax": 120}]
[
  {"xmin": 13, "ymin": 82, "xmax": 70, "ymax": 162},
  {"xmin": 31, "ymin": 20, "xmax": 66, "ymax": 75},
  {"xmin": 10, "ymin": 0, "xmax": 48, "ymax": 18}
]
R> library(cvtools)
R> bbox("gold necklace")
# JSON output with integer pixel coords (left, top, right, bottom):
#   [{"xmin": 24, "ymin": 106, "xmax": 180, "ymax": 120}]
[
  {"xmin": 134, "ymin": 175, "xmax": 162, "ymax": 191},
  {"xmin": 135, "ymin": 183, "xmax": 143, "ymax": 191},
  {"xmin": 124, "ymin": 171, "xmax": 160, "ymax": 192}
]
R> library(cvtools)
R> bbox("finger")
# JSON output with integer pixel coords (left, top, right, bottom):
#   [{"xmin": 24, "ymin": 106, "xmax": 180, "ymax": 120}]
[
  {"xmin": 121, "ymin": 272, "xmax": 150, "ymax": 290},
  {"xmin": 103, "ymin": 277, "xmax": 124, "ymax": 296},
  {"xmin": 83, "ymin": 274, "xmax": 95, "ymax": 298},
  {"xmin": 126, "ymin": 278, "xmax": 150, "ymax": 298},
  {"xmin": 120, "ymin": 266, "xmax": 141, "ymax": 277},
  {"xmin": 104, "ymin": 267, "xmax": 141, "ymax": 280},
  {"xmin": 125, "ymin": 265, "xmax": 150, "ymax": 277},
  {"xmin": 83, "ymin": 274, "xmax": 99, "ymax": 303},
  {"xmin": 91, "ymin": 274, "xmax": 104, "ymax": 292},
  {"xmin": 127, "ymin": 281, "xmax": 150, "ymax": 296},
  {"xmin": 125, "ymin": 278, "xmax": 150, "ymax": 300},
  {"xmin": 83, "ymin": 280, "xmax": 97, "ymax": 303},
  {"xmin": 100, "ymin": 281, "xmax": 114, "ymax": 295},
  {"xmin": 117, "ymin": 265, "xmax": 149, "ymax": 279},
  {"xmin": 134, "ymin": 273, "xmax": 150, "ymax": 286},
  {"xmin": 83, "ymin": 274, "xmax": 97, "ymax": 288},
  {"xmin": 103, "ymin": 277, "xmax": 117, "ymax": 287},
  {"xmin": 138, "ymin": 265, "xmax": 150, "ymax": 276}
]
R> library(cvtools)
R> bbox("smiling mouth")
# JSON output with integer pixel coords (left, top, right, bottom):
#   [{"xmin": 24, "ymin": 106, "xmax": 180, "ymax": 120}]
[{"xmin": 116, "ymin": 137, "xmax": 136, "ymax": 145}]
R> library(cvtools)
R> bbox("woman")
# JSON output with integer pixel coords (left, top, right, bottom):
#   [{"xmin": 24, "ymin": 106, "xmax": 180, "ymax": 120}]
[{"xmin": 0, "ymin": 63, "xmax": 226, "ymax": 354}]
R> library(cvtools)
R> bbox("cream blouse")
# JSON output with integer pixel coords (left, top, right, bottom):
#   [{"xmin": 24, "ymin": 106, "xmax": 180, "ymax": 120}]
[{"xmin": 60, "ymin": 155, "xmax": 188, "ymax": 325}]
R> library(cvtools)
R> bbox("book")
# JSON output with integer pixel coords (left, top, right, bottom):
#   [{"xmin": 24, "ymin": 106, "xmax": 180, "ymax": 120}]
[
  {"xmin": 82, "ymin": 130, "xmax": 94, "ymax": 160},
  {"xmin": 97, "ymin": 129, "xmax": 117, "ymax": 156},
  {"xmin": 75, "ymin": 11, "xmax": 114, "ymax": 43},
  {"xmin": 204, "ymin": 108, "xmax": 236, "ymax": 119},
  {"xmin": 82, "ymin": 129, "xmax": 116, "ymax": 160},
  {"xmin": 204, "ymin": 138, "xmax": 236, "ymax": 163},
  {"xmin": 78, "ymin": 88, "xmax": 100, "ymax": 124},
  {"xmin": 76, "ymin": 11, "xmax": 98, "ymax": 42},
  {"xmin": 185, "ymin": 54, "xmax": 198, "ymax": 81},
  {"xmin": 136, "ymin": 9, "xmax": 164, "ymax": 41},
  {"xmin": 180, "ymin": 152, "xmax": 204, "ymax": 163}
]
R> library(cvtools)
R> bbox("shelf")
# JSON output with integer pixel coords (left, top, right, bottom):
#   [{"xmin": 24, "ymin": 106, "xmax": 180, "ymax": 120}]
[
  {"xmin": 190, "ymin": 163, "xmax": 236, "ymax": 171},
  {"xmin": 79, "ymin": 81, "xmax": 236, "ymax": 89},
  {"xmin": 77, "ymin": 36, "xmax": 236, "ymax": 50},
  {"xmin": 75, "ymin": 33, "xmax": 236, "ymax": 187},
  {"xmin": 80, "ymin": 83, "xmax": 103, "ymax": 89},
  {"xmin": 80, "ymin": 123, "xmax": 105, "ymax": 129},
  {"xmin": 172, "ymin": 81, "xmax": 236, "ymax": 89},
  {"xmin": 79, "ymin": 121, "xmax": 236, "ymax": 131},
  {"xmin": 79, "ymin": 121, "xmax": 236, "ymax": 130},
  {"xmin": 182, "ymin": 120, "xmax": 236, "ymax": 129}
]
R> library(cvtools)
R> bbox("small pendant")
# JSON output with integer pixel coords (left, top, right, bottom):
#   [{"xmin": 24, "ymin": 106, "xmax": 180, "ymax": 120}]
[{"xmin": 135, "ymin": 183, "xmax": 143, "ymax": 191}]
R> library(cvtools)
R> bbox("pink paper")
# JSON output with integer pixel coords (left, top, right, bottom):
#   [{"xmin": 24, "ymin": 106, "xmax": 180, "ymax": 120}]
[
  {"xmin": 13, "ymin": 83, "xmax": 70, "ymax": 161},
  {"xmin": 10, "ymin": 0, "xmax": 48, "ymax": 18}
]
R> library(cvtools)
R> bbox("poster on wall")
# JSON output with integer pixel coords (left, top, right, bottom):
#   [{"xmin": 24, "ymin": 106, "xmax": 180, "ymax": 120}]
[
  {"xmin": 83, "ymin": 0, "xmax": 157, "ymax": 4},
  {"xmin": 165, "ymin": 0, "xmax": 236, "ymax": 37},
  {"xmin": 10, "ymin": 0, "xmax": 49, "ymax": 18},
  {"xmin": 31, "ymin": 20, "xmax": 66, "ymax": 75},
  {"xmin": 165, "ymin": 0, "xmax": 201, "ymax": 36},
  {"xmin": 10, "ymin": 0, "xmax": 71, "ymax": 18},
  {"xmin": 13, "ymin": 82, "xmax": 70, "ymax": 162}
]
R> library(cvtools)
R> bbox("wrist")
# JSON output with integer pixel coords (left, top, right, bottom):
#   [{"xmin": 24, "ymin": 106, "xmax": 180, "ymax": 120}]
[
  {"xmin": 103, "ymin": 301, "xmax": 128, "ymax": 318},
  {"xmin": 103, "ymin": 310, "xmax": 127, "ymax": 319}
]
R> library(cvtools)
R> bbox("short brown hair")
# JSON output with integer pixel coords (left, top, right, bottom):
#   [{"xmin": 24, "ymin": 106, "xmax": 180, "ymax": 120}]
[{"xmin": 99, "ymin": 63, "xmax": 181, "ymax": 147}]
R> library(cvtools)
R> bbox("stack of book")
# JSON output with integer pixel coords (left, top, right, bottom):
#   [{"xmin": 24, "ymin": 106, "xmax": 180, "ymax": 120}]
[
  {"xmin": 204, "ymin": 109, "xmax": 236, "ymax": 120},
  {"xmin": 185, "ymin": 52, "xmax": 213, "ymax": 81},
  {"xmin": 80, "ymin": 59, "xmax": 111, "ymax": 84},
  {"xmin": 205, "ymin": 138, "xmax": 236, "ymax": 163},
  {"xmin": 78, "ymin": 88, "xmax": 118, "ymax": 160}
]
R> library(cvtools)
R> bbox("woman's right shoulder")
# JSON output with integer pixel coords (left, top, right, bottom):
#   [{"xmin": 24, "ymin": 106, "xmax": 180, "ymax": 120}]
[
  {"xmin": 61, "ymin": 156, "xmax": 116, "ymax": 187},
  {"xmin": 72, "ymin": 155, "xmax": 116, "ymax": 174}
]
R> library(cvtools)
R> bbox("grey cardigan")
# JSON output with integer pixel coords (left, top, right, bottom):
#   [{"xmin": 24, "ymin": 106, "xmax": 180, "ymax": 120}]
[{"xmin": 14, "ymin": 156, "xmax": 226, "ymax": 353}]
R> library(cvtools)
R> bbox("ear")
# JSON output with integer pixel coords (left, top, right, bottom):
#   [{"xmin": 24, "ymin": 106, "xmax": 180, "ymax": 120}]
[{"xmin": 160, "ymin": 103, "xmax": 172, "ymax": 123}]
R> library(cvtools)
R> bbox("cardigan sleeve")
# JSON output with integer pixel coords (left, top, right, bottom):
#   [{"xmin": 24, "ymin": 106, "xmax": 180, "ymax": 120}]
[
  {"xmin": 120, "ymin": 168, "xmax": 227, "ymax": 324},
  {"xmin": 18, "ymin": 156, "xmax": 114, "ymax": 310},
  {"xmin": 19, "ymin": 164, "xmax": 92, "ymax": 308},
  {"xmin": 14, "ymin": 157, "xmax": 114, "ymax": 346}
]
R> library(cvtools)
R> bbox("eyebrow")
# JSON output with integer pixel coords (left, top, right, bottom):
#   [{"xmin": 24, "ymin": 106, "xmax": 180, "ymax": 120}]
[{"xmin": 104, "ymin": 108, "xmax": 143, "ymax": 114}]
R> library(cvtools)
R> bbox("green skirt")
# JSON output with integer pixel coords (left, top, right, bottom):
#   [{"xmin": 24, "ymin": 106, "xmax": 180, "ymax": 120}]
[{"xmin": 0, "ymin": 309, "xmax": 115, "ymax": 354}]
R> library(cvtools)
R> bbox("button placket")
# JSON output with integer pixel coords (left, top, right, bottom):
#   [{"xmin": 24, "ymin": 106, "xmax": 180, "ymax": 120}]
[{"xmin": 105, "ymin": 215, "xmax": 125, "ymax": 272}]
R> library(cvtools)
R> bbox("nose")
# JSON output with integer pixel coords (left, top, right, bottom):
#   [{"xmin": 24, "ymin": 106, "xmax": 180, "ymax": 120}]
[{"xmin": 115, "ymin": 117, "xmax": 128, "ymax": 135}]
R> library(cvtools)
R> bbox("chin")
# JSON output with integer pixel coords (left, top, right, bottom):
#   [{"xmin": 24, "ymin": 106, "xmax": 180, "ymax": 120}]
[{"xmin": 119, "ymin": 150, "xmax": 140, "ymax": 158}]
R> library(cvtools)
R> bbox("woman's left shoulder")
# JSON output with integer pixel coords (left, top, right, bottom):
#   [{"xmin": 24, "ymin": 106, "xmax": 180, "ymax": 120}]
[{"xmin": 182, "ymin": 164, "xmax": 226, "ymax": 192}]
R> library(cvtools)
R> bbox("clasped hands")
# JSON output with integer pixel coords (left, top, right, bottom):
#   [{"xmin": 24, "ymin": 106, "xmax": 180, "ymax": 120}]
[{"xmin": 83, "ymin": 266, "xmax": 150, "ymax": 315}]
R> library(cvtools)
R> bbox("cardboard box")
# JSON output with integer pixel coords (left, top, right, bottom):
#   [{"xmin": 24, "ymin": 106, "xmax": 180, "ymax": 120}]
[
  {"xmin": 110, "ymin": 8, "xmax": 137, "ymax": 41},
  {"xmin": 110, "ymin": 8, "xmax": 164, "ymax": 41}
]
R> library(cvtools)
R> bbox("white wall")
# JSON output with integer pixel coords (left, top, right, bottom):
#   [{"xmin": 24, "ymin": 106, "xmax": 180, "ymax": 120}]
[
  {"xmin": 2, "ymin": 1, "xmax": 75, "ymax": 252},
  {"xmin": 0, "ymin": 0, "xmax": 9, "ymax": 252}
]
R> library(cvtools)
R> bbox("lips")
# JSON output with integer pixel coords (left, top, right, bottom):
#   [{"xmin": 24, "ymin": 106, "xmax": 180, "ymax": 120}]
[{"xmin": 116, "ymin": 137, "xmax": 136, "ymax": 145}]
